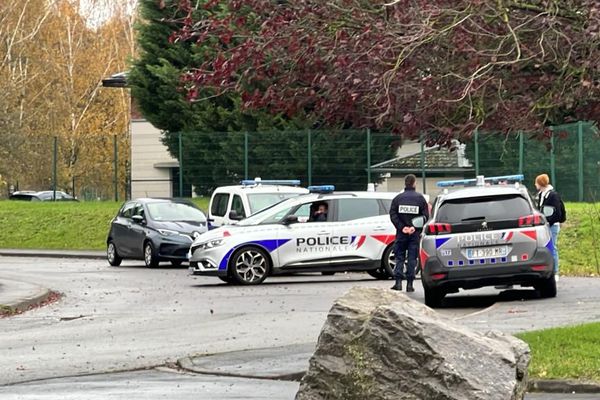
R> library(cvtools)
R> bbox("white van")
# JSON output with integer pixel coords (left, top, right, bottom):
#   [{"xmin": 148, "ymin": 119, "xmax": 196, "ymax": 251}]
[{"xmin": 208, "ymin": 179, "xmax": 309, "ymax": 227}]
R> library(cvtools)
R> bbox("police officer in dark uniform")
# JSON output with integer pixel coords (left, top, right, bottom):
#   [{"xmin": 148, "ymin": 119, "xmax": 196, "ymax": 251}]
[{"xmin": 389, "ymin": 174, "xmax": 429, "ymax": 292}]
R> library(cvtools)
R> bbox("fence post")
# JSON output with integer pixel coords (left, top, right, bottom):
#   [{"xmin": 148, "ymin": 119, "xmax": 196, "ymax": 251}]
[
  {"xmin": 474, "ymin": 129, "xmax": 480, "ymax": 176},
  {"xmin": 550, "ymin": 127, "xmax": 556, "ymax": 188},
  {"xmin": 244, "ymin": 132, "xmax": 249, "ymax": 180},
  {"xmin": 113, "ymin": 135, "xmax": 118, "ymax": 202},
  {"xmin": 420, "ymin": 131, "xmax": 426, "ymax": 194},
  {"xmin": 307, "ymin": 130, "xmax": 312, "ymax": 186},
  {"xmin": 52, "ymin": 136, "xmax": 58, "ymax": 201},
  {"xmin": 518, "ymin": 131, "xmax": 524, "ymax": 175},
  {"xmin": 578, "ymin": 121, "xmax": 584, "ymax": 201},
  {"xmin": 366, "ymin": 129, "xmax": 372, "ymax": 184},
  {"xmin": 178, "ymin": 132, "xmax": 183, "ymax": 197}
]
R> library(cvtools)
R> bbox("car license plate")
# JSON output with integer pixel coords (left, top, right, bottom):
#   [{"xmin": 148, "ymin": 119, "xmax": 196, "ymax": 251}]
[{"xmin": 466, "ymin": 246, "xmax": 508, "ymax": 259}]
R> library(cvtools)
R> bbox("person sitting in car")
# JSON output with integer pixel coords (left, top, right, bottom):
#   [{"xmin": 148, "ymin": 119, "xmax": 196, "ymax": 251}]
[{"xmin": 309, "ymin": 202, "xmax": 328, "ymax": 222}]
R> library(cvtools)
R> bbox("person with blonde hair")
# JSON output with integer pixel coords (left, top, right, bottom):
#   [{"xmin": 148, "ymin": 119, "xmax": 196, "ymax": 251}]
[{"xmin": 535, "ymin": 174, "xmax": 563, "ymax": 281}]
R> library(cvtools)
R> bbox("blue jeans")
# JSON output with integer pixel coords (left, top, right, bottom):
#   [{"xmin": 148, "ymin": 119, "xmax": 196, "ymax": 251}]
[
  {"xmin": 550, "ymin": 224, "xmax": 560, "ymax": 274},
  {"xmin": 394, "ymin": 233, "xmax": 419, "ymax": 284}
]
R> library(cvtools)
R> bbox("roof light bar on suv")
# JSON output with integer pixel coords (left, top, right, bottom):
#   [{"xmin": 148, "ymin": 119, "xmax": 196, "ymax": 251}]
[
  {"xmin": 436, "ymin": 174, "xmax": 524, "ymax": 188},
  {"xmin": 240, "ymin": 178, "xmax": 302, "ymax": 186}
]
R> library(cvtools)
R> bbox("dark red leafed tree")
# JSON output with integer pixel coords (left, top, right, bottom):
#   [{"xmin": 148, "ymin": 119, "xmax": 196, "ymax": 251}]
[{"xmin": 170, "ymin": 0, "xmax": 599, "ymax": 143}]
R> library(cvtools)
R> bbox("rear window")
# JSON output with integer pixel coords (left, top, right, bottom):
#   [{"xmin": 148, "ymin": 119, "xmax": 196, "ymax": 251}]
[{"xmin": 436, "ymin": 195, "xmax": 531, "ymax": 224}]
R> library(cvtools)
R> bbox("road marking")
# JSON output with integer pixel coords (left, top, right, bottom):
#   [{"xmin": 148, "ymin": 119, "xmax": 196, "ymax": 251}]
[{"xmin": 453, "ymin": 302, "xmax": 499, "ymax": 321}]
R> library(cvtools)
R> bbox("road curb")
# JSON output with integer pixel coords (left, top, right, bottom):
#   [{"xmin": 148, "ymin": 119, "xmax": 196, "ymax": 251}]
[
  {"xmin": 176, "ymin": 344, "xmax": 315, "ymax": 382},
  {"xmin": 528, "ymin": 379, "xmax": 600, "ymax": 393},
  {"xmin": 0, "ymin": 283, "xmax": 52, "ymax": 314},
  {"xmin": 0, "ymin": 249, "xmax": 105, "ymax": 260},
  {"xmin": 177, "ymin": 356, "xmax": 305, "ymax": 382}
]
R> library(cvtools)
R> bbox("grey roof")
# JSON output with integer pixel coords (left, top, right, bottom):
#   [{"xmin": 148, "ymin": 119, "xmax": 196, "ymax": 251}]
[{"xmin": 371, "ymin": 146, "xmax": 473, "ymax": 173}]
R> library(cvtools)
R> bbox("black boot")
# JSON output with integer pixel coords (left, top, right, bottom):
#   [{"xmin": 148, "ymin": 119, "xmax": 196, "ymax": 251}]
[
  {"xmin": 406, "ymin": 281, "xmax": 415, "ymax": 292},
  {"xmin": 391, "ymin": 281, "xmax": 402, "ymax": 291}
]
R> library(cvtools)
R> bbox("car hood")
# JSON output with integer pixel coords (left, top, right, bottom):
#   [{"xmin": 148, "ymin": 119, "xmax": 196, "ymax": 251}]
[
  {"xmin": 152, "ymin": 220, "xmax": 207, "ymax": 235},
  {"xmin": 191, "ymin": 225, "xmax": 245, "ymax": 245}
]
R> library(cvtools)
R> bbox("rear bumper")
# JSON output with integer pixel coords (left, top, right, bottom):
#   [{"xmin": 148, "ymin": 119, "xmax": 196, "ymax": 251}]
[{"xmin": 422, "ymin": 248, "xmax": 554, "ymax": 291}]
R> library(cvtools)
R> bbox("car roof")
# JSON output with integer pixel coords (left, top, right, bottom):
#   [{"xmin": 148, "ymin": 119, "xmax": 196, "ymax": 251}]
[
  {"xmin": 285, "ymin": 191, "xmax": 397, "ymax": 203},
  {"xmin": 212, "ymin": 185, "xmax": 309, "ymax": 194},
  {"xmin": 438, "ymin": 185, "xmax": 528, "ymax": 201}
]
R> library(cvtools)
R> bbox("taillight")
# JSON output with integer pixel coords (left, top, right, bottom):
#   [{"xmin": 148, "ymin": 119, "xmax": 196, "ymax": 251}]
[
  {"xmin": 419, "ymin": 248, "xmax": 429, "ymax": 268},
  {"xmin": 518, "ymin": 214, "xmax": 543, "ymax": 227},
  {"xmin": 430, "ymin": 273, "xmax": 447, "ymax": 280},
  {"xmin": 425, "ymin": 223, "xmax": 452, "ymax": 235}
]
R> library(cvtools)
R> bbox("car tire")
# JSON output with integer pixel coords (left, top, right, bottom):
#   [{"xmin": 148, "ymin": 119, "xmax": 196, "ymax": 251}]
[
  {"xmin": 423, "ymin": 285, "xmax": 445, "ymax": 308},
  {"xmin": 229, "ymin": 246, "xmax": 270, "ymax": 285},
  {"xmin": 171, "ymin": 260, "xmax": 183, "ymax": 267},
  {"xmin": 367, "ymin": 268, "xmax": 390, "ymax": 280},
  {"xmin": 144, "ymin": 241, "xmax": 159, "ymax": 268},
  {"xmin": 380, "ymin": 245, "xmax": 396, "ymax": 278},
  {"xmin": 535, "ymin": 275, "xmax": 557, "ymax": 298},
  {"xmin": 321, "ymin": 271, "xmax": 335, "ymax": 276},
  {"xmin": 107, "ymin": 240, "xmax": 122, "ymax": 267}
]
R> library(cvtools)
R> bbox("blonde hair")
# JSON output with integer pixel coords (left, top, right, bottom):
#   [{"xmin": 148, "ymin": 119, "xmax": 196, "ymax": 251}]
[{"xmin": 535, "ymin": 174, "xmax": 550, "ymax": 187}]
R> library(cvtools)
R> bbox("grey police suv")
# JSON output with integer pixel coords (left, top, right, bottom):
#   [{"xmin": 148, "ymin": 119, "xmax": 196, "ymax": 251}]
[{"xmin": 420, "ymin": 175, "xmax": 556, "ymax": 308}]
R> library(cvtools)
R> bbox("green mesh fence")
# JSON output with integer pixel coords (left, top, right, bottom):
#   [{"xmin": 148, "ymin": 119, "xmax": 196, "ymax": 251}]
[
  {"xmin": 465, "ymin": 121, "xmax": 599, "ymax": 201},
  {"xmin": 2, "ymin": 134, "xmax": 128, "ymax": 201},
  {"xmin": 171, "ymin": 129, "xmax": 397, "ymax": 195}
]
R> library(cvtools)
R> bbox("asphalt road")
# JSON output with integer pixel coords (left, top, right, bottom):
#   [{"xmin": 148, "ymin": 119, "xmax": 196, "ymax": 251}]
[{"xmin": 1, "ymin": 256, "xmax": 600, "ymax": 397}]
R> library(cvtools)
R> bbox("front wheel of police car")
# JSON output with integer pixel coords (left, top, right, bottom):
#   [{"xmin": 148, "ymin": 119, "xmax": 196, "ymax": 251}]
[
  {"xmin": 367, "ymin": 244, "xmax": 395, "ymax": 280},
  {"xmin": 229, "ymin": 246, "xmax": 271, "ymax": 285}
]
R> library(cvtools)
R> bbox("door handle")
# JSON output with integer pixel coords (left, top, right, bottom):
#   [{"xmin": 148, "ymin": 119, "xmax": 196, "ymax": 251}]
[
  {"xmin": 317, "ymin": 231, "xmax": 329, "ymax": 235},
  {"xmin": 373, "ymin": 226, "xmax": 386, "ymax": 231}
]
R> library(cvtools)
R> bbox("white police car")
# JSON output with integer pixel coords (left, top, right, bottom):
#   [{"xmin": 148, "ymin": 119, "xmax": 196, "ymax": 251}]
[
  {"xmin": 208, "ymin": 178, "xmax": 309, "ymax": 227},
  {"xmin": 189, "ymin": 186, "xmax": 399, "ymax": 284}
]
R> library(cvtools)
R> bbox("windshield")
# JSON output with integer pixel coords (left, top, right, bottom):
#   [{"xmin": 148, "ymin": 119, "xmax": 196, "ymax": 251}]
[
  {"xmin": 247, "ymin": 193, "xmax": 304, "ymax": 214},
  {"xmin": 147, "ymin": 202, "xmax": 206, "ymax": 222},
  {"xmin": 436, "ymin": 195, "xmax": 531, "ymax": 224},
  {"xmin": 237, "ymin": 197, "xmax": 298, "ymax": 226}
]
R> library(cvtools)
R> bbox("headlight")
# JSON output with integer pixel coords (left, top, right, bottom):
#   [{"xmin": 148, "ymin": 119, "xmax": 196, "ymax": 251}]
[
  {"xmin": 192, "ymin": 239, "xmax": 225, "ymax": 252},
  {"xmin": 205, "ymin": 239, "xmax": 224, "ymax": 248},
  {"xmin": 158, "ymin": 229, "xmax": 179, "ymax": 236}
]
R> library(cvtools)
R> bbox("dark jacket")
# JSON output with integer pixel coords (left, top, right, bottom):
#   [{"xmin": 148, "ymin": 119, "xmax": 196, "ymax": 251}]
[
  {"xmin": 389, "ymin": 187, "xmax": 430, "ymax": 233},
  {"xmin": 537, "ymin": 189, "xmax": 562, "ymax": 226}
]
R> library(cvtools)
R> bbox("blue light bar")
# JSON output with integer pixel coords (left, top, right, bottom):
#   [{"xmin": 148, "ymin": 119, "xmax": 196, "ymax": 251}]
[
  {"xmin": 308, "ymin": 185, "xmax": 335, "ymax": 193},
  {"xmin": 437, "ymin": 174, "xmax": 524, "ymax": 188},
  {"xmin": 240, "ymin": 179, "xmax": 301, "ymax": 186}
]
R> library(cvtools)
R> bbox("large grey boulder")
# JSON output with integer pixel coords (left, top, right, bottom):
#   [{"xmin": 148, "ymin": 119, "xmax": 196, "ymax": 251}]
[{"xmin": 296, "ymin": 287, "xmax": 530, "ymax": 400}]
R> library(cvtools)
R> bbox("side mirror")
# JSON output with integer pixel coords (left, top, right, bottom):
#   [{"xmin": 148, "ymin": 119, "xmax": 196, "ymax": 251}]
[
  {"xmin": 542, "ymin": 205, "xmax": 555, "ymax": 218},
  {"xmin": 283, "ymin": 215, "xmax": 299, "ymax": 225},
  {"xmin": 411, "ymin": 216, "xmax": 426, "ymax": 229},
  {"xmin": 132, "ymin": 215, "xmax": 145, "ymax": 224},
  {"xmin": 228, "ymin": 210, "xmax": 243, "ymax": 221}
]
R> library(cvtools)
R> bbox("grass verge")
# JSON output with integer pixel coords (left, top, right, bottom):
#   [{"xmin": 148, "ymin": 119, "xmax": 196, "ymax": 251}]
[
  {"xmin": 517, "ymin": 322, "xmax": 600, "ymax": 382},
  {"xmin": 0, "ymin": 200, "xmax": 599, "ymax": 277},
  {"xmin": 0, "ymin": 198, "xmax": 209, "ymax": 250}
]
